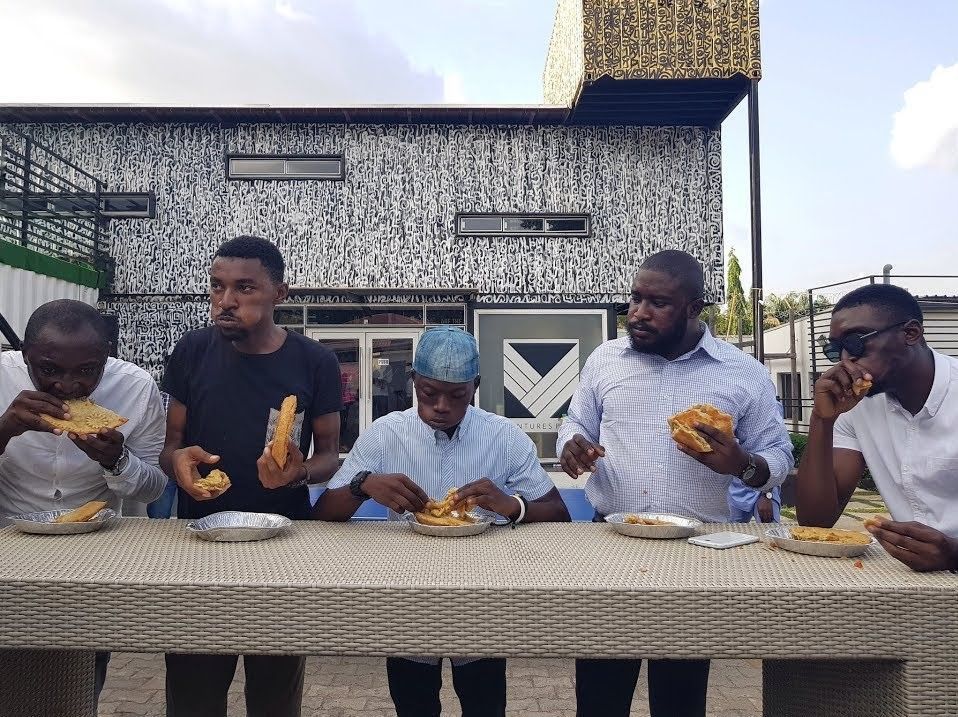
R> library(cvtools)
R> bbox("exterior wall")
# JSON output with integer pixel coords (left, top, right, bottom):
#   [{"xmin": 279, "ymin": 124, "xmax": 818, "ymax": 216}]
[
  {"xmin": 6, "ymin": 122, "xmax": 725, "ymax": 375},
  {"xmin": 0, "ymin": 263, "xmax": 98, "ymax": 345},
  {"xmin": 544, "ymin": 0, "xmax": 761, "ymax": 103}
]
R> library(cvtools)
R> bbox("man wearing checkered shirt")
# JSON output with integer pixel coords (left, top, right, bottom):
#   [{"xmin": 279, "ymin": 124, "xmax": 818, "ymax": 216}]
[{"xmin": 558, "ymin": 250, "xmax": 793, "ymax": 717}]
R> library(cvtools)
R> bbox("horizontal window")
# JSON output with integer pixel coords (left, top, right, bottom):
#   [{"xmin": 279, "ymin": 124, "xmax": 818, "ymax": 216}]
[
  {"xmin": 456, "ymin": 213, "xmax": 590, "ymax": 237},
  {"xmin": 0, "ymin": 192, "xmax": 155, "ymax": 219},
  {"xmin": 227, "ymin": 154, "xmax": 344, "ymax": 180},
  {"xmin": 100, "ymin": 193, "xmax": 155, "ymax": 218},
  {"xmin": 426, "ymin": 306, "xmax": 466, "ymax": 325}
]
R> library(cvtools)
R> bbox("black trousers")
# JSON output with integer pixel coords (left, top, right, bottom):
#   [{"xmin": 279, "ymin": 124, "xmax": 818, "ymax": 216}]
[
  {"xmin": 386, "ymin": 657, "xmax": 507, "ymax": 717},
  {"xmin": 575, "ymin": 657, "xmax": 710, "ymax": 717},
  {"xmin": 165, "ymin": 653, "xmax": 306, "ymax": 717},
  {"xmin": 94, "ymin": 651, "xmax": 110, "ymax": 703}
]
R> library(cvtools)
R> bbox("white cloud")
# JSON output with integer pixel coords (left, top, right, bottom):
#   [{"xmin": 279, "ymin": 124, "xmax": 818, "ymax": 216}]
[
  {"xmin": 890, "ymin": 63, "xmax": 958, "ymax": 172},
  {"xmin": 0, "ymin": 0, "xmax": 444, "ymax": 105}
]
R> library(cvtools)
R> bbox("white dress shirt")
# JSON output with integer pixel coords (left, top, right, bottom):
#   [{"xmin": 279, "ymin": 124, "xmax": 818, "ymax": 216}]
[
  {"xmin": 558, "ymin": 328, "xmax": 793, "ymax": 522},
  {"xmin": 834, "ymin": 349, "xmax": 958, "ymax": 537},
  {"xmin": 0, "ymin": 352, "xmax": 167, "ymax": 521}
]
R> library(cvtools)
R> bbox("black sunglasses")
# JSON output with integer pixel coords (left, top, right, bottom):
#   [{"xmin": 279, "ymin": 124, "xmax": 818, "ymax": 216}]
[{"xmin": 819, "ymin": 320, "xmax": 909, "ymax": 362}]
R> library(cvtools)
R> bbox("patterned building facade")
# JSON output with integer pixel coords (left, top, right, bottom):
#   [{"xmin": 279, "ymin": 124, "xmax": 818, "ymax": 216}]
[{"xmin": 10, "ymin": 121, "xmax": 723, "ymax": 378}]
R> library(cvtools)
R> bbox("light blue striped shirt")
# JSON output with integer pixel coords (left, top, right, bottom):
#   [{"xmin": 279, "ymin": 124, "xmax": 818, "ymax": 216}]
[
  {"xmin": 329, "ymin": 405, "xmax": 555, "ymax": 519},
  {"xmin": 557, "ymin": 329, "xmax": 793, "ymax": 522}
]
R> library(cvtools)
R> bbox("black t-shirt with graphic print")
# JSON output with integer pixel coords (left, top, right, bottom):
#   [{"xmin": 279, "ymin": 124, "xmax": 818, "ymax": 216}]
[{"xmin": 162, "ymin": 326, "xmax": 342, "ymax": 520}]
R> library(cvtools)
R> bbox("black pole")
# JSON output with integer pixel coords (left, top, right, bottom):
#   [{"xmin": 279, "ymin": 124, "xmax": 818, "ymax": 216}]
[{"xmin": 748, "ymin": 79, "xmax": 764, "ymax": 363}]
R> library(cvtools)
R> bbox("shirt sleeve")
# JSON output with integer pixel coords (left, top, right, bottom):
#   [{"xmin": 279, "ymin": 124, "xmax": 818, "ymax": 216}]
[
  {"xmin": 311, "ymin": 343, "xmax": 344, "ymax": 417},
  {"xmin": 161, "ymin": 334, "xmax": 192, "ymax": 405},
  {"xmin": 556, "ymin": 351, "xmax": 602, "ymax": 456},
  {"xmin": 105, "ymin": 379, "xmax": 169, "ymax": 504},
  {"xmin": 737, "ymin": 367, "xmax": 795, "ymax": 492},
  {"xmin": 327, "ymin": 421, "xmax": 385, "ymax": 489},
  {"xmin": 503, "ymin": 428, "xmax": 555, "ymax": 501},
  {"xmin": 832, "ymin": 413, "xmax": 860, "ymax": 452}
]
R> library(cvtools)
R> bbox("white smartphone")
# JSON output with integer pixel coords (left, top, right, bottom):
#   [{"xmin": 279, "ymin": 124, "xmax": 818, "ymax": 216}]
[{"xmin": 688, "ymin": 531, "xmax": 760, "ymax": 550}]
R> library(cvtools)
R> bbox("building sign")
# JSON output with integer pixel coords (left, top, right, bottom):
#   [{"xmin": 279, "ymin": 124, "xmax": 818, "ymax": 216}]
[
  {"xmin": 503, "ymin": 339, "xmax": 579, "ymax": 433},
  {"xmin": 474, "ymin": 308, "xmax": 611, "ymax": 460}
]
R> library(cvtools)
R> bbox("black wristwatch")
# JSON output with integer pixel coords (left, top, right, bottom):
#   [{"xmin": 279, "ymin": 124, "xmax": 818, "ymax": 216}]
[
  {"xmin": 350, "ymin": 471, "xmax": 372, "ymax": 500},
  {"xmin": 738, "ymin": 453, "xmax": 760, "ymax": 486}
]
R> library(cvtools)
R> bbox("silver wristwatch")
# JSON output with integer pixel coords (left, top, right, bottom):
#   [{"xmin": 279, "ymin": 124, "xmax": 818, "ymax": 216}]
[{"xmin": 104, "ymin": 447, "xmax": 131, "ymax": 476}]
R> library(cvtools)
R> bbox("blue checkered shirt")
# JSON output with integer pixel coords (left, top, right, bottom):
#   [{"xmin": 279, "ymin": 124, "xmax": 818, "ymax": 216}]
[
  {"xmin": 329, "ymin": 405, "xmax": 554, "ymax": 519},
  {"xmin": 557, "ymin": 329, "xmax": 793, "ymax": 522}
]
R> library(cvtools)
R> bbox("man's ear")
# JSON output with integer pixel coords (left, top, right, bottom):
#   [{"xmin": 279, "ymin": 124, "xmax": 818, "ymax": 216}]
[
  {"xmin": 275, "ymin": 282, "xmax": 290, "ymax": 304},
  {"xmin": 688, "ymin": 298, "xmax": 705, "ymax": 320},
  {"xmin": 903, "ymin": 319, "xmax": 924, "ymax": 347}
]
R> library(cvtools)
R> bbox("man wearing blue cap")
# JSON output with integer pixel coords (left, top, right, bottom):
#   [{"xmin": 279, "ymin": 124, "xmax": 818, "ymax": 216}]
[{"xmin": 314, "ymin": 326, "xmax": 569, "ymax": 717}]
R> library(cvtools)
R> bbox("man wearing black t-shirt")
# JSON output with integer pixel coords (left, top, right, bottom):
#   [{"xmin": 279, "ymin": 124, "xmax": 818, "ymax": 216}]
[{"xmin": 159, "ymin": 235, "xmax": 341, "ymax": 717}]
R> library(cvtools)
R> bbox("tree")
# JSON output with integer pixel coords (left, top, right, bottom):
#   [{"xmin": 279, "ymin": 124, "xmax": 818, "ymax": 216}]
[
  {"xmin": 763, "ymin": 291, "xmax": 832, "ymax": 324},
  {"xmin": 718, "ymin": 249, "xmax": 752, "ymax": 337}
]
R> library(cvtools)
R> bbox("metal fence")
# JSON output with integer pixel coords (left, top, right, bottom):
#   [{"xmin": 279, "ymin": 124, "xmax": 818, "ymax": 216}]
[
  {"xmin": 0, "ymin": 129, "xmax": 110, "ymax": 271},
  {"xmin": 784, "ymin": 274, "xmax": 958, "ymax": 433}
]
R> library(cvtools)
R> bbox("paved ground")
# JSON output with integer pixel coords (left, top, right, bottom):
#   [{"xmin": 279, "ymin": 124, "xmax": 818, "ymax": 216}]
[{"xmin": 98, "ymin": 654, "xmax": 763, "ymax": 717}]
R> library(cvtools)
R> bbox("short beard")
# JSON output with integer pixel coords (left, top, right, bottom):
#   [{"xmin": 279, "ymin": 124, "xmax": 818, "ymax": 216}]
[
  {"xmin": 629, "ymin": 320, "xmax": 687, "ymax": 356},
  {"xmin": 216, "ymin": 325, "xmax": 249, "ymax": 342}
]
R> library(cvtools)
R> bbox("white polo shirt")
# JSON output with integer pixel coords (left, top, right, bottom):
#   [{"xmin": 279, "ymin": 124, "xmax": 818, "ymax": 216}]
[{"xmin": 834, "ymin": 349, "xmax": 958, "ymax": 537}]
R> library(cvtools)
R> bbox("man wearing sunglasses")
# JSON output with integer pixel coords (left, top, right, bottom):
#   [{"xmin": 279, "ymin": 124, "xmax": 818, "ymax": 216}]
[{"xmin": 797, "ymin": 284, "xmax": 958, "ymax": 572}]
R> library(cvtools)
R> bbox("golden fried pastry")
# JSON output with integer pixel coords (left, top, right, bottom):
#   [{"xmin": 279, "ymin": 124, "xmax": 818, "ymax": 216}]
[
  {"xmin": 414, "ymin": 511, "xmax": 477, "ymax": 527},
  {"xmin": 667, "ymin": 404, "xmax": 734, "ymax": 454},
  {"xmin": 416, "ymin": 488, "xmax": 477, "ymax": 525},
  {"xmin": 54, "ymin": 500, "xmax": 108, "ymax": 523},
  {"xmin": 853, "ymin": 378, "xmax": 873, "ymax": 397},
  {"xmin": 194, "ymin": 469, "xmax": 231, "ymax": 495},
  {"xmin": 862, "ymin": 517, "xmax": 883, "ymax": 529},
  {"xmin": 790, "ymin": 526, "xmax": 871, "ymax": 545},
  {"xmin": 270, "ymin": 395, "xmax": 298, "ymax": 468},
  {"xmin": 624, "ymin": 515, "xmax": 672, "ymax": 526},
  {"xmin": 41, "ymin": 399, "xmax": 127, "ymax": 435}
]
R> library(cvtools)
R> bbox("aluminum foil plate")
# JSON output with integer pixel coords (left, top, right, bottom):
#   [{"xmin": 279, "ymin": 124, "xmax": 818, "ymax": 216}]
[
  {"xmin": 405, "ymin": 513, "xmax": 494, "ymax": 537},
  {"xmin": 187, "ymin": 511, "xmax": 292, "ymax": 542},
  {"xmin": 6, "ymin": 508, "xmax": 117, "ymax": 535},
  {"xmin": 765, "ymin": 525, "xmax": 876, "ymax": 558},
  {"xmin": 605, "ymin": 512, "xmax": 702, "ymax": 539}
]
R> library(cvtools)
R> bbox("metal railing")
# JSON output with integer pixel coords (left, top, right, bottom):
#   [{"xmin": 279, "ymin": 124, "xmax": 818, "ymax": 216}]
[{"xmin": 0, "ymin": 129, "xmax": 110, "ymax": 271}]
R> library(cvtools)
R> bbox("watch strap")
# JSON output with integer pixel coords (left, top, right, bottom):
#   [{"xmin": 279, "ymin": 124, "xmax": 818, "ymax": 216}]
[{"xmin": 350, "ymin": 471, "xmax": 372, "ymax": 500}]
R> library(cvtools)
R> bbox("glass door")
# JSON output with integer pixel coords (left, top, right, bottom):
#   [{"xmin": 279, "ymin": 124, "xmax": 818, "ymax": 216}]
[
  {"xmin": 368, "ymin": 334, "xmax": 417, "ymax": 426},
  {"xmin": 309, "ymin": 329, "xmax": 420, "ymax": 455},
  {"xmin": 309, "ymin": 334, "xmax": 362, "ymax": 453}
]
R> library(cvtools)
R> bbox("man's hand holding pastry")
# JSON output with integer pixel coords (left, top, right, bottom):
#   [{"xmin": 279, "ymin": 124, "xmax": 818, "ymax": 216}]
[
  {"xmin": 812, "ymin": 361, "xmax": 872, "ymax": 421},
  {"xmin": 0, "ymin": 390, "xmax": 68, "ymax": 439}
]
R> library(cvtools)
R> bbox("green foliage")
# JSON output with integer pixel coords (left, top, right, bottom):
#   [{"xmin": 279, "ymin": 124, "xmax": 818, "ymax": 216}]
[
  {"xmin": 790, "ymin": 431, "xmax": 877, "ymax": 491},
  {"xmin": 722, "ymin": 249, "xmax": 752, "ymax": 336},
  {"xmin": 763, "ymin": 291, "xmax": 832, "ymax": 324}
]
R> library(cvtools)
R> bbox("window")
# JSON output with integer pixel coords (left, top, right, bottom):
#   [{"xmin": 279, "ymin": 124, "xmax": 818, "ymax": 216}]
[
  {"xmin": 227, "ymin": 154, "xmax": 344, "ymax": 180},
  {"xmin": 0, "ymin": 192, "xmax": 154, "ymax": 219},
  {"xmin": 99, "ymin": 193, "xmax": 155, "ymax": 218},
  {"xmin": 426, "ymin": 306, "xmax": 466, "ymax": 325},
  {"xmin": 456, "ymin": 213, "xmax": 590, "ymax": 237}
]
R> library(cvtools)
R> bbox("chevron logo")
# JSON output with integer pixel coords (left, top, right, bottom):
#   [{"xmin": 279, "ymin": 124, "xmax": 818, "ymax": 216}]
[{"xmin": 502, "ymin": 340, "xmax": 580, "ymax": 423}]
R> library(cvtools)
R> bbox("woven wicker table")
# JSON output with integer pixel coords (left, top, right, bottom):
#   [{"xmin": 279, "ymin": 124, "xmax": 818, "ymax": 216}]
[{"xmin": 0, "ymin": 519, "xmax": 955, "ymax": 716}]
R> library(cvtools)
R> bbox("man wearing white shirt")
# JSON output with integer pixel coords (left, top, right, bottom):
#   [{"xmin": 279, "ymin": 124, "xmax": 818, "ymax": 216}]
[
  {"xmin": 797, "ymin": 284, "xmax": 958, "ymax": 572},
  {"xmin": 0, "ymin": 299, "xmax": 167, "ymax": 701}
]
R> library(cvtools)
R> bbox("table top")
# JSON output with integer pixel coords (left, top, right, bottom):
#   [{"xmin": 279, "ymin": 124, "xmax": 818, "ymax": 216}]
[{"xmin": 0, "ymin": 519, "xmax": 954, "ymax": 658}]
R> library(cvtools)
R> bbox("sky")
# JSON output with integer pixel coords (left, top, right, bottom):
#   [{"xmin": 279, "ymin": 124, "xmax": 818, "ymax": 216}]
[{"xmin": 1, "ymin": 0, "xmax": 956, "ymax": 298}]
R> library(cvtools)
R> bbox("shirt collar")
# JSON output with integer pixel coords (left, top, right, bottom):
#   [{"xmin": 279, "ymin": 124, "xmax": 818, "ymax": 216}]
[
  {"xmin": 619, "ymin": 323, "xmax": 720, "ymax": 362},
  {"xmin": 923, "ymin": 350, "xmax": 950, "ymax": 418},
  {"xmin": 415, "ymin": 404, "xmax": 475, "ymax": 442}
]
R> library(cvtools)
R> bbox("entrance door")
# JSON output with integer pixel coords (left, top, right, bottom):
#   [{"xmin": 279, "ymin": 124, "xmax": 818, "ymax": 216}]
[{"xmin": 308, "ymin": 329, "xmax": 420, "ymax": 454}]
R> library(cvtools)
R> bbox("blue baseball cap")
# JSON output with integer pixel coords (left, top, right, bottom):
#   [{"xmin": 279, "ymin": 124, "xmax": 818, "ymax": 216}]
[{"xmin": 413, "ymin": 327, "xmax": 479, "ymax": 384}]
